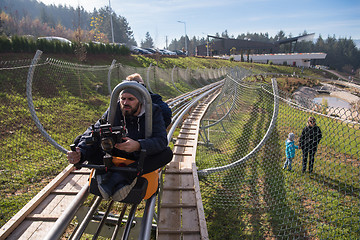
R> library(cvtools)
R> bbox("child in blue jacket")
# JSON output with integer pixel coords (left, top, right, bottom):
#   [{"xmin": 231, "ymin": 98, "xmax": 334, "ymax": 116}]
[{"xmin": 283, "ymin": 132, "xmax": 299, "ymax": 171}]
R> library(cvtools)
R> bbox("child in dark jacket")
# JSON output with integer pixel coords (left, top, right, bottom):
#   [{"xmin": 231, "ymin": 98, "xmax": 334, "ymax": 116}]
[{"xmin": 283, "ymin": 132, "xmax": 299, "ymax": 171}]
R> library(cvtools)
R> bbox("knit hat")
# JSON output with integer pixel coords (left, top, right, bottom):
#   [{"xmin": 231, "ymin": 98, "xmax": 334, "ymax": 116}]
[
  {"xmin": 120, "ymin": 88, "xmax": 144, "ymax": 105},
  {"xmin": 288, "ymin": 132, "xmax": 295, "ymax": 141}
]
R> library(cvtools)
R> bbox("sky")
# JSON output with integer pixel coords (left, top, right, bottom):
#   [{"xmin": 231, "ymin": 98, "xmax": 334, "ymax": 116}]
[{"xmin": 37, "ymin": 0, "xmax": 360, "ymax": 49}]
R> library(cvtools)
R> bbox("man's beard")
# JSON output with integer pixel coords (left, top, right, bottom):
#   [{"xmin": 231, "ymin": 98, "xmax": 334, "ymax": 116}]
[{"xmin": 121, "ymin": 102, "xmax": 140, "ymax": 116}]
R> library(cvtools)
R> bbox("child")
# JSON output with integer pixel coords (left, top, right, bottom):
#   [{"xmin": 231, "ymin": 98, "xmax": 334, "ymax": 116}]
[{"xmin": 283, "ymin": 132, "xmax": 299, "ymax": 171}]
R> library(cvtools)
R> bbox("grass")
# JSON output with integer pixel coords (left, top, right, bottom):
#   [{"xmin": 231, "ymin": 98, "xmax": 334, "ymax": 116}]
[
  {"xmin": 196, "ymin": 82, "xmax": 359, "ymax": 239},
  {"xmin": 1, "ymin": 52, "xmax": 354, "ymax": 238}
]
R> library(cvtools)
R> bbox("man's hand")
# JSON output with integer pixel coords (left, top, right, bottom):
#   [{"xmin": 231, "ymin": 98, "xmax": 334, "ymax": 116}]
[
  {"xmin": 115, "ymin": 137, "xmax": 141, "ymax": 153},
  {"xmin": 67, "ymin": 147, "xmax": 81, "ymax": 164}
]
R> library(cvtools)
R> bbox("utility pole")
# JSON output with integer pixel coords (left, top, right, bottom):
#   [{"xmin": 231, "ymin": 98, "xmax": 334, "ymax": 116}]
[
  {"xmin": 177, "ymin": 21, "xmax": 187, "ymax": 55},
  {"xmin": 207, "ymin": 35, "xmax": 209, "ymax": 57},
  {"xmin": 109, "ymin": 0, "xmax": 114, "ymax": 43}
]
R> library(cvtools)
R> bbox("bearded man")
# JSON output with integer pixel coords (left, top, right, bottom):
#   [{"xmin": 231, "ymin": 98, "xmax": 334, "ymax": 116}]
[{"xmin": 67, "ymin": 87, "xmax": 173, "ymax": 199}]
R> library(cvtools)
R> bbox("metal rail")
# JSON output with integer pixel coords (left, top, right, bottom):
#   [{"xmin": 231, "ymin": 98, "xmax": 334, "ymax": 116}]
[
  {"xmin": 2, "ymin": 75, "xmax": 223, "ymax": 240},
  {"xmin": 198, "ymin": 78, "xmax": 279, "ymax": 176}
]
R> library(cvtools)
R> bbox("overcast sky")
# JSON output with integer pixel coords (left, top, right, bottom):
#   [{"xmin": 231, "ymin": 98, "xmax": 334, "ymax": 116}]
[{"xmin": 37, "ymin": 0, "xmax": 360, "ymax": 48}]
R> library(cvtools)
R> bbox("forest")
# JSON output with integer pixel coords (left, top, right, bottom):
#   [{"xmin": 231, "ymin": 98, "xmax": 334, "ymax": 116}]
[{"xmin": 0, "ymin": 0, "xmax": 360, "ymax": 74}]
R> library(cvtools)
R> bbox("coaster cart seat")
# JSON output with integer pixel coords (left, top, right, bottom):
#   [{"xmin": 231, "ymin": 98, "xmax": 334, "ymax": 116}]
[
  {"xmin": 74, "ymin": 81, "xmax": 158, "ymax": 205},
  {"xmin": 87, "ymin": 155, "xmax": 160, "ymax": 204}
]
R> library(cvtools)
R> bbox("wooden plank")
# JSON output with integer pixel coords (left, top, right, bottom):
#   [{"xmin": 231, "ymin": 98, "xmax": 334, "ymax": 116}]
[
  {"xmin": 28, "ymin": 221, "xmax": 55, "ymax": 240},
  {"xmin": 0, "ymin": 164, "xmax": 75, "ymax": 240},
  {"xmin": 173, "ymin": 152, "xmax": 192, "ymax": 157},
  {"xmin": 161, "ymin": 204, "xmax": 196, "ymax": 208},
  {"xmin": 177, "ymin": 135, "xmax": 195, "ymax": 140},
  {"xmin": 8, "ymin": 170, "xmax": 90, "ymax": 240},
  {"xmin": 4, "ymin": 221, "xmax": 40, "ymax": 240},
  {"xmin": 25, "ymin": 214, "xmax": 59, "ymax": 221},
  {"xmin": 183, "ymin": 233, "xmax": 202, "ymax": 240},
  {"xmin": 180, "ymin": 169, "xmax": 199, "ymax": 233},
  {"xmin": 181, "ymin": 127, "xmax": 197, "ymax": 130},
  {"xmin": 179, "ymin": 131, "xmax": 197, "ymax": 135},
  {"xmin": 158, "ymin": 229, "xmax": 200, "ymax": 234},
  {"xmin": 192, "ymin": 163, "xmax": 209, "ymax": 240},
  {"xmin": 163, "ymin": 187, "xmax": 194, "ymax": 191},
  {"xmin": 158, "ymin": 91, "xmax": 220, "ymax": 240},
  {"xmin": 51, "ymin": 190, "xmax": 80, "ymax": 195},
  {"xmin": 174, "ymin": 143, "xmax": 194, "ymax": 147},
  {"xmin": 159, "ymin": 160, "xmax": 181, "ymax": 240}
]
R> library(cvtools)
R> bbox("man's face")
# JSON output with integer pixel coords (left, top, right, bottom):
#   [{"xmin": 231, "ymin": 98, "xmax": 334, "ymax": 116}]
[
  {"xmin": 120, "ymin": 93, "xmax": 141, "ymax": 116},
  {"xmin": 308, "ymin": 120, "xmax": 315, "ymax": 127}
]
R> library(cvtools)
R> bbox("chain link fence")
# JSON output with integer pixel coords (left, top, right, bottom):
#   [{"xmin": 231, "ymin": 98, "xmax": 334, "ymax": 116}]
[
  {"xmin": 1, "ymin": 53, "xmax": 359, "ymax": 239},
  {"xmin": 0, "ymin": 52, "xmax": 224, "ymax": 228},
  {"xmin": 197, "ymin": 69, "xmax": 359, "ymax": 239}
]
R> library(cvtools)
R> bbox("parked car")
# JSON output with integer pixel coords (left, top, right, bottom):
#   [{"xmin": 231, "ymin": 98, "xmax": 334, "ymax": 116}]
[
  {"xmin": 143, "ymin": 48, "xmax": 158, "ymax": 54},
  {"xmin": 130, "ymin": 46, "xmax": 152, "ymax": 55},
  {"xmin": 158, "ymin": 49, "xmax": 176, "ymax": 55},
  {"xmin": 174, "ymin": 50, "xmax": 186, "ymax": 56},
  {"xmin": 37, "ymin": 36, "xmax": 72, "ymax": 45}
]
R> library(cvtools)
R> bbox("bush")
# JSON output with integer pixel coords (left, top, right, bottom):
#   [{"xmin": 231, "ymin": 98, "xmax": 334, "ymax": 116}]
[
  {"xmin": 0, "ymin": 35, "xmax": 131, "ymax": 55},
  {"xmin": 0, "ymin": 35, "xmax": 11, "ymax": 53}
]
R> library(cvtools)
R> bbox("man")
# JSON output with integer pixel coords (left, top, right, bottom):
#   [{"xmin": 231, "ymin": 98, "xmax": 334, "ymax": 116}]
[
  {"xmin": 67, "ymin": 86, "xmax": 173, "ymax": 199},
  {"xmin": 126, "ymin": 73, "xmax": 172, "ymax": 128},
  {"xmin": 299, "ymin": 116, "xmax": 322, "ymax": 173}
]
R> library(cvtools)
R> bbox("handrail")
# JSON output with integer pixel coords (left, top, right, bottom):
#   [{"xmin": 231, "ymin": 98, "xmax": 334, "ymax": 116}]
[
  {"xmin": 26, "ymin": 50, "xmax": 69, "ymax": 154},
  {"xmin": 167, "ymin": 83, "xmax": 223, "ymax": 144},
  {"xmin": 200, "ymin": 82, "xmax": 237, "ymax": 130},
  {"xmin": 107, "ymin": 59, "xmax": 117, "ymax": 95},
  {"xmin": 43, "ymin": 185, "xmax": 90, "ymax": 240}
]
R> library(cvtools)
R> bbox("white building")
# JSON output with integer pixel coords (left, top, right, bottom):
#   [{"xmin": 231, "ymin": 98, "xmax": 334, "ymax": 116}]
[{"xmin": 223, "ymin": 53, "xmax": 327, "ymax": 68}]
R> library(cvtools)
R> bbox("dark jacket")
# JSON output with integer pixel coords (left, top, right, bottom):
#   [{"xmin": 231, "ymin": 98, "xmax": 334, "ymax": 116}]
[
  {"xmin": 77, "ymin": 102, "xmax": 168, "ymax": 165},
  {"xmin": 151, "ymin": 93, "xmax": 172, "ymax": 128},
  {"xmin": 299, "ymin": 125, "xmax": 322, "ymax": 151}
]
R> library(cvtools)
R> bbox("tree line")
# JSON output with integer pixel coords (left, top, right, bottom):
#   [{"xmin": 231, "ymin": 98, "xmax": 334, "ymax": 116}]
[
  {"xmin": 1, "ymin": 0, "xmax": 359, "ymax": 73},
  {"xmin": 0, "ymin": 0, "xmax": 136, "ymax": 46},
  {"xmin": 168, "ymin": 30, "xmax": 360, "ymax": 73}
]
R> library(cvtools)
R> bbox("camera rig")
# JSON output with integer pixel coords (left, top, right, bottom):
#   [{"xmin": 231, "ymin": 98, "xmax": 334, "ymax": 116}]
[
  {"xmin": 84, "ymin": 119, "xmax": 127, "ymax": 153},
  {"xmin": 71, "ymin": 117, "xmax": 144, "ymax": 174}
]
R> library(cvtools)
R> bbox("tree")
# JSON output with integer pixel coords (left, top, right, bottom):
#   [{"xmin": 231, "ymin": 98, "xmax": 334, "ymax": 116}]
[
  {"xmin": 40, "ymin": 7, "xmax": 55, "ymax": 28},
  {"xmin": 94, "ymin": 7, "xmax": 136, "ymax": 46},
  {"xmin": 221, "ymin": 30, "xmax": 229, "ymax": 38},
  {"xmin": 274, "ymin": 30, "xmax": 286, "ymax": 41},
  {"xmin": 141, "ymin": 32, "xmax": 154, "ymax": 48},
  {"xmin": 90, "ymin": 13, "xmax": 108, "ymax": 42}
]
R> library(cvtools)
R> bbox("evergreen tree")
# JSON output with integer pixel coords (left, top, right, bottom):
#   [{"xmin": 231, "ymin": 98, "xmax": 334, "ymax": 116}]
[{"xmin": 141, "ymin": 32, "xmax": 154, "ymax": 48}]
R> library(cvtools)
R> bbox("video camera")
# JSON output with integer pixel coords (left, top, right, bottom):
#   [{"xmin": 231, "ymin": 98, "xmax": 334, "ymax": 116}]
[{"xmin": 85, "ymin": 120, "xmax": 127, "ymax": 152}]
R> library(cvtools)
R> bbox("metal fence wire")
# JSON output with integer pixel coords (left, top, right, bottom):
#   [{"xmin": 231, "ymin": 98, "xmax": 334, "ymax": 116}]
[
  {"xmin": 0, "ymin": 53, "xmax": 224, "ymax": 230},
  {"xmin": 197, "ymin": 69, "xmax": 359, "ymax": 239},
  {"xmin": 1, "ymin": 53, "xmax": 359, "ymax": 239}
]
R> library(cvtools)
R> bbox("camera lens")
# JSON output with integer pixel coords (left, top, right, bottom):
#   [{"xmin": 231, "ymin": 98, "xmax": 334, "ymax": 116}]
[{"xmin": 101, "ymin": 137, "xmax": 114, "ymax": 152}]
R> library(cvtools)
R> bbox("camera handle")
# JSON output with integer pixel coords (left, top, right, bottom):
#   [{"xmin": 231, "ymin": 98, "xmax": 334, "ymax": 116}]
[{"xmin": 70, "ymin": 144, "xmax": 82, "ymax": 170}]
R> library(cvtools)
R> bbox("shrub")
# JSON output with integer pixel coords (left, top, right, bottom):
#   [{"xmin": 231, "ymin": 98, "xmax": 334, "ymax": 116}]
[{"xmin": 0, "ymin": 35, "xmax": 11, "ymax": 53}]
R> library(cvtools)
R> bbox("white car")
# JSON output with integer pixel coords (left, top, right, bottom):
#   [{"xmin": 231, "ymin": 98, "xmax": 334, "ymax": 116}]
[
  {"xmin": 158, "ymin": 49, "xmax": 176, "ymax": 55},
  {"xmin": 37, "ymin": 36, "xmax": 72, "ymax": 45}
]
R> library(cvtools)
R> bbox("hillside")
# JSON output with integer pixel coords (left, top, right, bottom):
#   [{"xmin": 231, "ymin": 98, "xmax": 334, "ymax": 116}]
[
  {"xmin": 1, "ymin": 52, "xmax": 359, "ymax": 239},
  {"xmin": 0, "ymin": 52, "xmax": 332, "ymax": 76}
]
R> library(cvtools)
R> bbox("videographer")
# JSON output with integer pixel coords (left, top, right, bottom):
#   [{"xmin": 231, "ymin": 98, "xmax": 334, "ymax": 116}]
[{"xmin": 67, "ymin": 85, "xmax": 173, "ymax": 199}]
